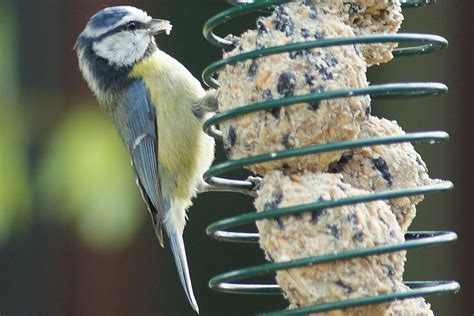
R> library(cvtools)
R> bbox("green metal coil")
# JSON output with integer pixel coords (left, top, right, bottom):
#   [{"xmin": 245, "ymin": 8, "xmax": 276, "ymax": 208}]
[{"xmin": 202, "ymin": 0, "xmax": 460, "ymax": 314}]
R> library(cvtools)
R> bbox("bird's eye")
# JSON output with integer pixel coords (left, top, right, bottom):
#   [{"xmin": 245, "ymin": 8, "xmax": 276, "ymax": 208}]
[{"xmin": 127, "ymin": 21, "xmax": 137, "ymax": 31}]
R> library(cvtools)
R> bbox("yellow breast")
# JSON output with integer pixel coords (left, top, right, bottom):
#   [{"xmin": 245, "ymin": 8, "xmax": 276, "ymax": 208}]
[{"xmin": 128, "ymin": 50, "xmax": 208, "ymax": 200}]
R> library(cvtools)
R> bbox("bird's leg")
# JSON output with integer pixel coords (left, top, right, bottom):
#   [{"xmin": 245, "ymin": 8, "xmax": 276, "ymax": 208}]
[
  {"xmin": 198, "ymin": 176, "xmax": 262, "ymax": 197},
  {"xmin": 201, "ymin": 89, "xmax": 219, "ymax": 113},
  {"xmin": 192, "ymin": 89, "xmax": 219, "ymax": 119}
]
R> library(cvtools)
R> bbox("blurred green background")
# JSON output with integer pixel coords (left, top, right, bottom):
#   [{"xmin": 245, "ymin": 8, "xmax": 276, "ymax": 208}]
[{"xmin": 0, "ymin": 0, "xmax": 471, "ymax": 315}]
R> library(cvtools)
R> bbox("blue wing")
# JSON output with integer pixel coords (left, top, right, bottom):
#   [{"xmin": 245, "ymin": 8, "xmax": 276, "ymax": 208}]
[
  {"xmin": 109, "ymin": 79, "xmax": 165, "ymax": 246},
  {"xmin": 109, "ymin": 79, "xmax": 199, "ymax": 312}
]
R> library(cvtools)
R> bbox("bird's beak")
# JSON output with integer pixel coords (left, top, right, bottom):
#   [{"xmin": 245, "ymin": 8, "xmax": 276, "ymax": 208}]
[{"xmin": 148, "ymin": 19, "xmax": 173, "ymax": 36}]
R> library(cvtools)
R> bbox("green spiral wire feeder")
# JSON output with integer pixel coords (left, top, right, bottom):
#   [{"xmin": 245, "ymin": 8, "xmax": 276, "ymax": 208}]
[{"xmin": 201, "ymin": 0, "xmax": 460, "ymax": 314}]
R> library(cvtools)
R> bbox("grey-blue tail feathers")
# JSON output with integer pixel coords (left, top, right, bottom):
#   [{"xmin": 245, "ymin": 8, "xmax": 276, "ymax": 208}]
[{"xmin": 166, "ymin": 225, "xmax": 199, "ymax": 314}]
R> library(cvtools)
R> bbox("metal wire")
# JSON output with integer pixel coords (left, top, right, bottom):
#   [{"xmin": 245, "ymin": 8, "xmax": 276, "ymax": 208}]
[{"xmin": 202, "ymin": 0, "xmax": 460, "ymax": 314}]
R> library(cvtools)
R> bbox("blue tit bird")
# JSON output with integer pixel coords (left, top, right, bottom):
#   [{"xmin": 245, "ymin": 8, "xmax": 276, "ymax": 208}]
[{"xmin": 74, "ymin": 6, "xmax": 218, "ymax": 313}]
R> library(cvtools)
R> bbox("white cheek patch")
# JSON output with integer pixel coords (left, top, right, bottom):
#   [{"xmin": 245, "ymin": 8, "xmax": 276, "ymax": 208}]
[{"xmin": 93, "ymin": 31, "xmax": 150, "ymax": 67}]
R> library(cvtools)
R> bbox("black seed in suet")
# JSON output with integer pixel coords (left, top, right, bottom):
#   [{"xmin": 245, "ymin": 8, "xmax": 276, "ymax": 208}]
[
  {"xmin": 324, "ymin": 53, "xmax": 338, "ymax": 67},
  {"xmin": 335, "ymin": 280, "xmax": 353, "ymax": 294},
  {"xmin": 348, "ymin": 212, "xmax": 359, "ymax": 225},
  {"xmin": 304, "ymin": 73, "xmax": 315, "ymax": 86},
  {"xmin": 263, "ymin": 187, "xmax": 284, "ymax": 229},
  {"xmin": 415, "ymin": 156, "xmax": 428, "ymax": 172},
  {"xmin": 371, "ymin": 157, "xmax": 393, "ymax": 186},
  {"xmin": 262, "ymin": 89, "xmax": 273, "ymax": 101},
  {"xmin": 289, "ymin": 50, "xmax": 306, "ymax": 59},
  {"xmin": 276, "ymin": 218, "xmax": 285, "ymax": 229},
  {"xmin": 308, "ymin": 85, "xmax": 324, "ymax": 111},
  {"xmin": 228, "ymin": 125, "xmax": 237, "ymax": 147},
  {"xmin": 382, "ymin": 264, "xmax": 396, "ymax": 277},
  {"xmin": 309, "ymin": 90, "xmax": 323, "ymax": 110},
  {"xmin": 378, "ymin": 216, "xmax": 396, "ymax": 238},
  {"xmin": 273, "ymin": 6, "xmax": 295, "ymax": 36},
  {"xmin": 300, "ymin": 28, "xmax": 311, "ymax": 38},
  {"xmin": 282, "ymin": 133, "xmax": 293, "ymax": 149},
  {"xmin": 327, "ymin": 154, "xmax": 353, "ymax": 173},
  {"xmin": 314, "ymin": 31, "xmax": 324, "ymax": 39},
  {"xmin": 263, "ymin": 187, "xmax": 283, "ymax": 211},
  {"xmin": 344, "ymin": 2, "xmax": 361, "ymax": 13},
  {"xmin": 353, "ymin": 231, "xmax": 364, "ymax": 242},
  {"xmin": 262, "ymin": 89, "xmax": 281, "ymax": 119},
  {"xmin": 311, "ymin": 209, "xmax": 325, "ymax": 223},
  {"xmin": 256, "ymin": 18, "xmax": 268, "ymax": 34},
  {"xmin": 277, "ymin": 72, "xmax": 296, "ymax": 97},
  {"xmin": 315, "ymin": 64, "xmax": 333, "ymax": 80},
  {"xmin": 271, "ymin": 107, "xmax": 280, "ymax": 119},
  {"xmin": 302, "ymin": 0, "xmax": 318, "ymax": 19},
  {"xmin": 311, "ymin": 197, "xmax": 326, "ymax": 223},
  {"xmin": 337, "ymin": 183, "xmax": 347, "ymax": 192},
  {"xmin": 365, "ymin": 105, "xmax": 371, "ymax": 116},
  {"xmin": 248, "ymin": 60, "xmax": 258, "ymax": 77},
  {"xmin": 327, "ymin": 224, "xmax": 341, "ymax": 239}
]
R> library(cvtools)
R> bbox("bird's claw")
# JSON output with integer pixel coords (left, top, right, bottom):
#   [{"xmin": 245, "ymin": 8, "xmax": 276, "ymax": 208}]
[{"xmin": 202, "ymin": 89, "xmax": 219, "ymax": 112}]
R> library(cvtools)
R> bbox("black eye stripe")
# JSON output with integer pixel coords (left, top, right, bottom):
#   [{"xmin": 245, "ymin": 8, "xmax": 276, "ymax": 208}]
[
  {"xmin": 116, "ymin": 21, "xmax": 147, "ymax": 33},
  {"xmin": 94, "ymin": 21, "xmax": 149, "ymax": 41}
]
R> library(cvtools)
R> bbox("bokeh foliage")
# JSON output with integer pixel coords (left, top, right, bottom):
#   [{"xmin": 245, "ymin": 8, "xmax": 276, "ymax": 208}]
[
  {"xmin": 37, "ymin": 105, "xmax": 144, "ymax": 250},
  {"xmin": 0, "ymin": 5, "xmax": 32, "ymax": 246}
]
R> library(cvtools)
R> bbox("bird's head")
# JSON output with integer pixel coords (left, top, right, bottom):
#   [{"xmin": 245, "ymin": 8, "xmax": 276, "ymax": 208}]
[
  {"xmin": 75, "ymin": 6, "xmax": 172, "ymax": 99},
  {"xmin": 75, "ymin": 6, "xmax": 171, "ymax": 67}
]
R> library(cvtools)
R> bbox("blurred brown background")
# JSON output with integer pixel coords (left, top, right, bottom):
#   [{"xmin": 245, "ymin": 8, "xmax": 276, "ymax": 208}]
[{"xmin": 0, "ymin": 0, "xmax": 471, "ymax": 315}]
